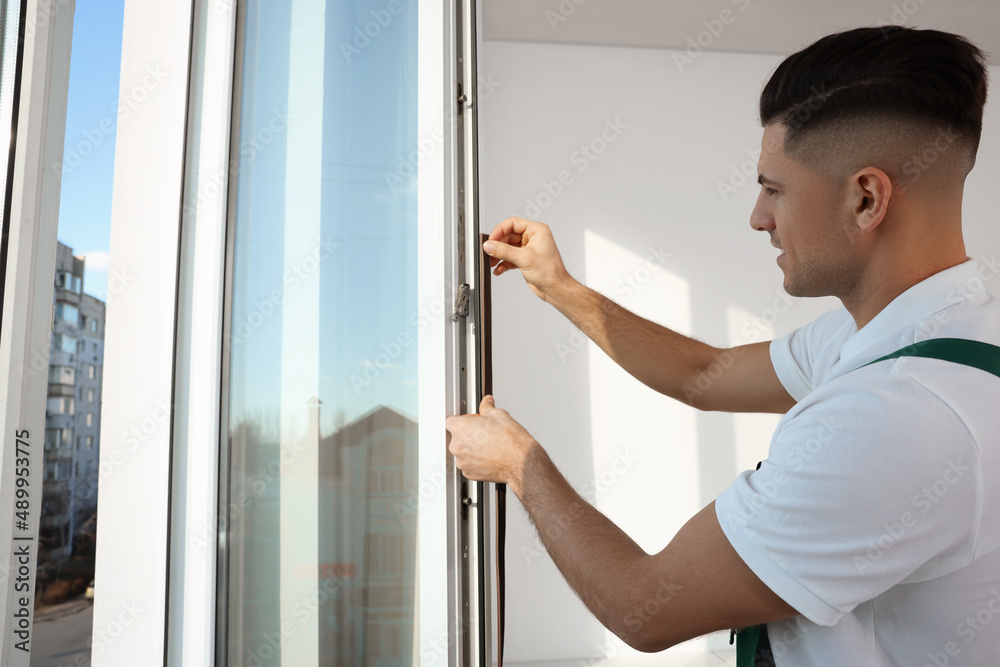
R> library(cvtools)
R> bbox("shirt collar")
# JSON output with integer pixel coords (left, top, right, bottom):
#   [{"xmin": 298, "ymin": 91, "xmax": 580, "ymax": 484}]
[{"xmin": 839, "ymin": 258, "xmax": 987, "ymax": 363}]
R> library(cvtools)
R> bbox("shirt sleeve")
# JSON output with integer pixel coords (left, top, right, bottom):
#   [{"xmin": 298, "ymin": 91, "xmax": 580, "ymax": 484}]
[
  {"xmin": 715, "ymin": 368, "xmax": 980, "ymax": 626},
  {"xmin": 769, "ymin": 307, "xmax": 853, "ymax": 402}
]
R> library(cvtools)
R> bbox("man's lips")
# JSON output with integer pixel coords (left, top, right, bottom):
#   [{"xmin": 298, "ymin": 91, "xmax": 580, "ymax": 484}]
[{"xmin": 770, "ymin": 241, "xmax": 785, "ymax": 262}]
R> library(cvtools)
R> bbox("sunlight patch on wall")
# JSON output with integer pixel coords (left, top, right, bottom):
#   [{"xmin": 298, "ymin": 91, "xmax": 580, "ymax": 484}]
[
  {"xmin": 583, "ymin": 229, "xmax": 707, "ymax": 655},
  {"xmin": 727, "ymin": 303, "xmax": 781, "ymax": 473}
]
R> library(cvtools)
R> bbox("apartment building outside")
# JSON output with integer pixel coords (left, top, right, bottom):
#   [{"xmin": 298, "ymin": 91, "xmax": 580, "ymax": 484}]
[{"xmin": 41, "ymin": 242, "xmax": 105, "ymax": 567}]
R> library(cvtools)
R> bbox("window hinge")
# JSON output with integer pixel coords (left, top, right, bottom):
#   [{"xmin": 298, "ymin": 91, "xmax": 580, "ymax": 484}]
[
  {"xmin": 457, "ymin": 82, "xmax": 468, "ymax": 116},
  {"xmin": 452, "ymin": 283, "xmax": 471, "ymax": 321}
]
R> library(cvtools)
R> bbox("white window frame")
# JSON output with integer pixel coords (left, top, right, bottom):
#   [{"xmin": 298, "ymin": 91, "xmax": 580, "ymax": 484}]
[
  {"xmin": 90, "ymin": 0, "xmax": 195, "ymax": 664},
  {"xmin": 0, "ymin": 9, "xmax": 75, "ymax": 664},
  {"xmin": 93, "ymin": 0, "xmax": 466, "ymax": 665}
]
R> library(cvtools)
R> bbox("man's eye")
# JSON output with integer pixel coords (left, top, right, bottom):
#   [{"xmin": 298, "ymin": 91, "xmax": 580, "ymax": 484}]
[{"xmin": 762, "ymin": 186, "xmax": 778, "ymax": 196}]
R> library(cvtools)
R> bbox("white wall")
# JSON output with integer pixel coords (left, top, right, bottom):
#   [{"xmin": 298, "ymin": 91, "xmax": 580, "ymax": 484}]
[{"xmin": 478, "ymin": 40, "xmax": 1000, "ymax": 663}]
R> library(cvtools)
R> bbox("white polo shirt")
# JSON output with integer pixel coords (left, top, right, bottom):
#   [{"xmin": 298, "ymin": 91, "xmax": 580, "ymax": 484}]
[{"xmin": 715, "ymin": 257, "xmax": 1000, "ymax": 666}]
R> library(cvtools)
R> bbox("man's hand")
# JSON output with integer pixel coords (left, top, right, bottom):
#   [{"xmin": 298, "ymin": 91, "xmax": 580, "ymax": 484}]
[
  {"xmin": 445, "ymin": 395, "xmax": 537, "ymax": 498},
  {"xmin": 447, "ymin": 399, "xmax": 798, "ymax": 652},
  {"xmin": 484, "ymin": 217, "xmax": 574, "ymax": 302}
]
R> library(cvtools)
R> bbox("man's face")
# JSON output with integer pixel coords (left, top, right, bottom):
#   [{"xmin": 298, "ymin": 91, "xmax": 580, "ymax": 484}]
[{"xmin": 749, "ymin": 123, "xmax": 863, "ymax": 299}]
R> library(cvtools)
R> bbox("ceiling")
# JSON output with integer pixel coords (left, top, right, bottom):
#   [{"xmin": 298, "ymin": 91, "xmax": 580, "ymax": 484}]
[{"xmin": 482, "ymin": 0, "xmax": 1000, "ymax": 66}]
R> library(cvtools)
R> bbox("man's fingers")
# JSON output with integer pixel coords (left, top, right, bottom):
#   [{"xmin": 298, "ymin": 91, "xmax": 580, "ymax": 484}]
[
  {"xmin": 493, "ymin": 260, "xmax": 516, "ymax": 277},
  {"xmin": 487, "ymin": 216, "xmax": 531, "ymax": 242},
  {"xmin": 479, "ymin": 394, "xmax": 496, "ymax": 415},
  {"xmin": 483, "ymin": 239, "xmax": 526, "ymax": 268},
  {"xmin": 444, "ymin": 414, "xmax": 464, "ymax": 436}
]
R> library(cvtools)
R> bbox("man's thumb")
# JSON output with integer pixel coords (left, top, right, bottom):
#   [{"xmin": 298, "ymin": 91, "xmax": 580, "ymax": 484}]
[{"xmin": 483, "ymin": 239, "xmax": 523, "ymax": 265}]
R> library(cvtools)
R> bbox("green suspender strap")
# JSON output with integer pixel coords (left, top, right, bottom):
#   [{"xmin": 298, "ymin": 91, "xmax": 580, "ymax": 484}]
[
  {"xmin": 732, "ymin": 624, "xmax": 770, "ymax": 667},
  {"xmin": 855, "ymin": 337, "xmax": 1000, "ymax": 377},
  {"xmin": 732, "ymin": 337, "xmax": 1000, "ymax": 667}
]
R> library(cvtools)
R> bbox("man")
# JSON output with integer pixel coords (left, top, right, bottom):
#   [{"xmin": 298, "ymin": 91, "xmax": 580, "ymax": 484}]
[{"xmin": 445, "ymin": 26, "xmax": 999, "ymax": 664}]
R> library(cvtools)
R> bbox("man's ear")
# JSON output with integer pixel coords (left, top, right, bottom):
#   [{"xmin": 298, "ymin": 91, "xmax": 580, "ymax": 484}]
[{"xmin": 851, "ymin": 167, "xmax": 893, "ymax": 234}]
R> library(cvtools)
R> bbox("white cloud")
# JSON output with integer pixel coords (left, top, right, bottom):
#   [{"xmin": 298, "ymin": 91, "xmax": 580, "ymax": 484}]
[{"xmin": 80, "ymin": 250, "xmax": 110, "ymax": 273}]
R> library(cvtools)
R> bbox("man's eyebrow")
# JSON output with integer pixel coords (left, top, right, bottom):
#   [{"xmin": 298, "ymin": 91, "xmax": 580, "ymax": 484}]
[{"xmin": 757, "ymin": 175, "xmax": 780, "ymax": 187}]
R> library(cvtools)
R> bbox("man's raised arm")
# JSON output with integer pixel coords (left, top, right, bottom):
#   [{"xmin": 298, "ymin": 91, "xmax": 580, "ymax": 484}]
[{"xmin": 485, "ymin": 217, "xmax": 796, "ymax": 414}]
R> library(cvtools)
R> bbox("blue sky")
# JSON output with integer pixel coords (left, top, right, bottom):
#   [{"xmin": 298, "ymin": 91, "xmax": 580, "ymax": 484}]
[
  {"xmin": 53, "ymin": 0, "xmax": 418, "ymax": 429},
  {"xmin": 57, "ymin": 0, "xmax": 125, "ymax": 299}
]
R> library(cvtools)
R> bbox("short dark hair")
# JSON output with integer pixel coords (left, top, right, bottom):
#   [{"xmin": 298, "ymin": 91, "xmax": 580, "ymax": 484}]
[{"xmin": 760, "ymin": 27, "xmax": 989, "ymax": 155}]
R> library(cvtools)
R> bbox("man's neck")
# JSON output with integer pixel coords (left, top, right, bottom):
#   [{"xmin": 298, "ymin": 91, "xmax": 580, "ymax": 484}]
[{"xmin": 842, "ymin": 249, "xmax": 970, "ymax": 331}]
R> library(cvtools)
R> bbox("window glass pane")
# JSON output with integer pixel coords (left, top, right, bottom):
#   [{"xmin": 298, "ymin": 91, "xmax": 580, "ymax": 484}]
[
  {"xmin": 46, "ymin": 397, "xmax": 74, "ymax": 415},
  {"xmin": 53, "ymin": 333, "xmax": 77, "ymax": 354},
  {"xmin": 55, "ymin": 302, "xmax": 79, "ymax": 323},
  {"xmin": 223, "ymin": 0, "xmax": 418, "ymax": 664},
  {"xmin": 48, "ymin": 365, "xmax": 75, "ymax": 384}
]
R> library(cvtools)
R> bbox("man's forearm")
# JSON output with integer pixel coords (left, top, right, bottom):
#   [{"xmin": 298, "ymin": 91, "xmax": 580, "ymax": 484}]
[
  {"xmin": 513, "ymin": 441, "xmax": 661, "ymax": 649},
  {"xmin": 544, "ymin": 278, "xmax": 716, "ymax": 406}
]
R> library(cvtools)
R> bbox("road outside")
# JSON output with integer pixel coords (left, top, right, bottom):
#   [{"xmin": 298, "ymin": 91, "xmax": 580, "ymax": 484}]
[{"xmin": 31, "ymin": 596, "xmax": 93, "ymax": 667}]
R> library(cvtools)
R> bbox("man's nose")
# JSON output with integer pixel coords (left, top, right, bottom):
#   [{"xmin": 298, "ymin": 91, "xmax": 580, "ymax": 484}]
[{"xmin": 749, "ymin": 194, "xmax": 774, "ymax": 232}]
